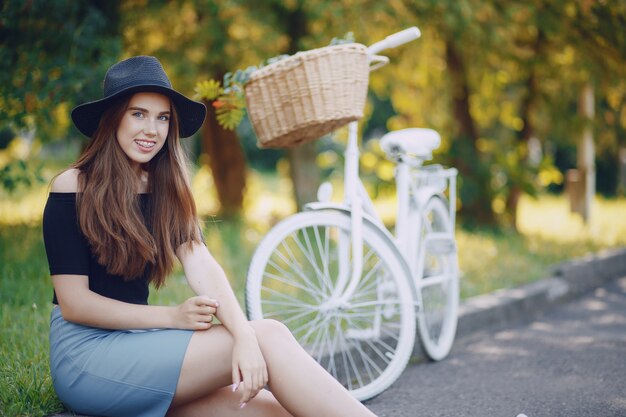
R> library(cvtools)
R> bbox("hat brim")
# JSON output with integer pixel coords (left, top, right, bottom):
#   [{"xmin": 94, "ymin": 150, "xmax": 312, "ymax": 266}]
[{"xmin": 71, "ymin": 84, "xmax": 207, "ymax": 139}]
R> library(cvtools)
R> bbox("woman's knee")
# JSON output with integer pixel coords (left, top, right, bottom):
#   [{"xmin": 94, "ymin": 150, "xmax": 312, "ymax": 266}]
[{"xmin": 250, "ymin": 319, "xmax": 294, "ymax": 346}]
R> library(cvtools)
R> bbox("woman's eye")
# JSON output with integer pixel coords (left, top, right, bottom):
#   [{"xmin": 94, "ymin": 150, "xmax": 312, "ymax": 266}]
[
  {"xmin": 158, "ymin": 115, "xmax": 170, "ymax": 121},
  {"xmin": 132, "ymin": 111, "xmax": 144, "ymax": 118}
]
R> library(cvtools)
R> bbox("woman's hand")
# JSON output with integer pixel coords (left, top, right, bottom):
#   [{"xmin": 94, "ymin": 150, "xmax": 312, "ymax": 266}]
[
  {"xmin": 231, "ymin": 328, "xmax": 268, "ymax": 407},
  {"xmin": 172, "ymin": 296, "xmax": 218, "ymax": 330}
]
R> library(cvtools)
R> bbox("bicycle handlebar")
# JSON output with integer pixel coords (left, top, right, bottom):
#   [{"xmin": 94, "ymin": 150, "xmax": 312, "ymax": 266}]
[{"xmin": 367, "ymin": 27, "xmax": 421, "ymax": 55}]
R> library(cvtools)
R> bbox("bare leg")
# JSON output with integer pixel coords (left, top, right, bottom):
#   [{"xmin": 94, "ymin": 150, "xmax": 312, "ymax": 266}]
[
  {"xmin": 167, "ymin": 387, "xmax": 291, "ymax": 417},
  {"xmin": 169, "ymin": 320, "xmax": 377, "ymax": 417},
  {"xmin": 168, "ymin": 325, "xmax": 291, "ymax": 417},
  {"xmin": 254, "ymin": 319, "xmax": 377, "ymax": 417}
]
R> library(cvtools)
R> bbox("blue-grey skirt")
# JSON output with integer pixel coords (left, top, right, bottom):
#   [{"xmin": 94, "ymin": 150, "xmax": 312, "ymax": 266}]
[{"xmin": 49, "ymin": 306, "xmax": 194, "ymax": 417}]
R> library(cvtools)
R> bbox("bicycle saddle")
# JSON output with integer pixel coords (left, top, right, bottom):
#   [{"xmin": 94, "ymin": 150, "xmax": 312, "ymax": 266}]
[{"xmin": 380, "ymin": 128, "xmax": 441, "ymax": 161}]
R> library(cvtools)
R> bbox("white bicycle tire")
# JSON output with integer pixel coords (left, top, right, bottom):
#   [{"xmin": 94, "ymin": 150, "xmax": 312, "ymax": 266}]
[
  {"xmin": 414, "ymin": 196, "xmax": 459, "ymax": 361},
  {"xmin": 246, "ymin": 210, "xmax": 416, "ymax": 401}
]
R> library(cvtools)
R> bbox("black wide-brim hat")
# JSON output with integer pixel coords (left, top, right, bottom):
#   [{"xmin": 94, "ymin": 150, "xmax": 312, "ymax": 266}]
[{"xmin": 71, "ymin": 56, "xmax": 206, "ymax": 138}]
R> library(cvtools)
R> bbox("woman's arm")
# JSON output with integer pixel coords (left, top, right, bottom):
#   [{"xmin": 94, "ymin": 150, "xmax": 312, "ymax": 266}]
[
  {"xmin": 176, "ymin": 241, "xmax": 268, "ymax": 406},
  {"xmin": 53, "ymin": 274, "xmax": 217, "ymax": 330}
]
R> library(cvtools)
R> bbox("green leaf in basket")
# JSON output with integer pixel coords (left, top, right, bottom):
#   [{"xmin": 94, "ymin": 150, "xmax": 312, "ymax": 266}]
[
  {"xmin": 216, "ymin": 107, "xmax": 245, "ymax": 130},
  {"xmin": 194, "ymin": 79, "xmax": 223, "ymax": 101},
  {"xmin": 330, "ymin": 32, "xmax": 355, "ymax": 45}
]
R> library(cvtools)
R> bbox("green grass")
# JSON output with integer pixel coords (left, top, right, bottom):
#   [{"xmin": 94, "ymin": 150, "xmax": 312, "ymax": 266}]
[
  {"xmin": 0, "ymin": 224, "xmax": 62, "ymax": 416},
  {"xmin": 2, "ymin": 185, "xmax": 626, "ymax": 416}
]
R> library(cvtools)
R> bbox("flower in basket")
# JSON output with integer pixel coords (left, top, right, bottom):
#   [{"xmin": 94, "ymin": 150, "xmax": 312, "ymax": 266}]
[{"xmin": 194, "ymin": 56, "xmax": 287, "ymax": 131}]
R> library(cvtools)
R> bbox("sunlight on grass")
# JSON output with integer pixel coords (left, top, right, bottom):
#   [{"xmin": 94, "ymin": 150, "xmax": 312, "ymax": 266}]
[
  {"xmin": 517, "ymin": 194, "xmax": 626, "ymax": 247},
  {"xmin": 0, "ymin": 185, "xmax": 49, "ymax": 226},
  {"xmin": 191, "ymin": 163, "xmax": 219, "ymax": 216},
  {"xmin": 243, "ymin": 169, "xmax": 297, "ymax": 234}
]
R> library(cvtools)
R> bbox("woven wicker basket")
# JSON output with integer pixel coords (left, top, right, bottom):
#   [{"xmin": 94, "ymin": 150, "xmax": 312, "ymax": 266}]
[{"xmin": 245, "ymin": 43, "xmax": 369, "ymax": 149}]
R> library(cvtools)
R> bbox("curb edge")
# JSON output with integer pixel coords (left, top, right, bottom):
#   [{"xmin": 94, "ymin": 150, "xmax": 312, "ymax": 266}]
[{"xmin": 455, "ymin": 247, "xmax": 626, "ymax": 338}]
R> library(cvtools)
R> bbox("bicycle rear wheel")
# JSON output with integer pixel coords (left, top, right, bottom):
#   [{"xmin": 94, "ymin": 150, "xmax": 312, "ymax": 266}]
[
  {"xmin": 246, "ymin": 210, "xmax": 416, "ymax": 400},
  {"xmin": 415, "ymin": 196, "xmax": 459, "ymax": 361}
]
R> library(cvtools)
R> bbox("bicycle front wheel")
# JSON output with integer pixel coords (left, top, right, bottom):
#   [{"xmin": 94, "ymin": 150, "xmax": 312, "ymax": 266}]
[
  {"xmin": 415, "ymin": 196, "xmax": 459, "ymax": 361},
  {"xmin": 246, "ymin": 210, "xmax": 416, "ymax": 401}
]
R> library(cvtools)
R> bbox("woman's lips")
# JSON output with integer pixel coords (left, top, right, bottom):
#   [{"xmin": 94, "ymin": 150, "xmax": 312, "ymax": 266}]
[{"xmin": 134, "ymin": 139, "xmax": 156, "ymax": 152}]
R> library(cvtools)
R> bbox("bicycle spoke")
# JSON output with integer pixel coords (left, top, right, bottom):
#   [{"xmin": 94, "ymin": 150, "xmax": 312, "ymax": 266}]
[
  {"xmin": 347, "ymin": 299, "xmax": 402, "ymax": 309},
  {"xmin": 268, "ymin": 251, "xmax": 319, "ymax": 296},
  {"xmin": 342, "ymin": 314, "xmax": 397, "ymax": 356},
  {"xmin": 379, "ymin": 325, "xmax": 401, "ymax": 343},
  {"xmin": 360, "ymin": 258, "xmax": 384, "ymax": 288},
  {"xmin": 276, "ymin": 238, "xmax": 325, "ymax": 292},
  {"xmin": 326, "ymin": 321, "xmax": 340, "ymax": 379},
  {"xmin": 262, "ymin": 269, "xmax": 326, "ymax": 301},
  {"xmin": 311, "ymin": 225, "xmax": 336, "ymax": 295},
  {"xmin": 288, "ymin": 229, "xmax": 334, "ymax": 295},
  {"xmin": 340, "ymin": 329, "xmax": 366, "ymax": 389},
  {"xmin": 297, "ymin": 314, "xmax": 332, "ymax": 345},
  {"xmin": 260, "ymin": 285, "xmax": 316, "ymax": 308},
  {"xmin": 313, "ymin": 319, "xmax": 333, "ymax": 363},
  {"xmin": 291, "ymin": 313, "xmax": 324, "ymax": 340},
  {"xmin": 264, "ymin": 305, "xmax": 312, "ymax": 317},
  {"xmin": 278, "ymin": 308, "xmax": 319, "ymax": 327},
  {"xmin": 311, "ymin": 225, "xmax": 340, "ymax": 296},
  {"xmin": 338, "ymin": 330, "xmax": 353, "ymax": 391},
  {"xmin": 358, "ymin": 338, "xmax": 390, "ymax": 373}
]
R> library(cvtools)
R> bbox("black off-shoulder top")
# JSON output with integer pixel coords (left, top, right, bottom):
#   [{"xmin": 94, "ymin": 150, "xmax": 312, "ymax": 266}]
[{"xmin": 42, "ymin": 192, "xmax": 151, "ymax": 305}]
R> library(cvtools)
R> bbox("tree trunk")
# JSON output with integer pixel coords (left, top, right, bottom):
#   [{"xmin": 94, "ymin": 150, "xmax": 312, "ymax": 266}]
[
  {"xmin": 201, "ymin": 101, "xmax": 247, "ymax": 218},
  {"xmin": 618, "ymin": 147, "xmax": 626, "ymax": 196},
  {"xmin": 507, "ymin": 66, "xmax": 537, "ymax": 230},
  {"xmin": 281, "ymin": 5, "xmax": 320, "ymax": 209},
  {"xmin": 287, "ymin": 142, "xmax": 320, "ymax": 209},
  {"xmin": 445, "ymin": 37, "xmax": 495, "ymax": 226},
  {"xmin": 506, "ymin": 29, "xmax": 544, "ymax": 230},
  {"xmin": 575, "ymin": 82, "xmax": 595, "ymax": 223}
]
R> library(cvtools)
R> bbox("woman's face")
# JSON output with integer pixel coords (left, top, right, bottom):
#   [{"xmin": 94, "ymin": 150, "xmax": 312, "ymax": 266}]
[{"xmin": 116, "ymin": 92, "xmax": 170, "ymax": 169}]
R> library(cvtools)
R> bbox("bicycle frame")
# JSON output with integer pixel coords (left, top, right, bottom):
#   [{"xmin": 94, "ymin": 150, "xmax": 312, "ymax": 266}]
[
  {"xmin": 246, "ymin": 28, "xmax": 460, "ymax": 396},
  {"xmin": 303, "ymin": 28, "xmax": 458, "ymax": 305},
  {"xmin": 305, "ymin": 124, "xmax": 457, "ymax": 303}
]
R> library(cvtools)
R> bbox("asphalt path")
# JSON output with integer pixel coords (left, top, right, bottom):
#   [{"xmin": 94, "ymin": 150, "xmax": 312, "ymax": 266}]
[{"xmin": 366, "ymin": 276, "xmax": 626, "ymax": 417}]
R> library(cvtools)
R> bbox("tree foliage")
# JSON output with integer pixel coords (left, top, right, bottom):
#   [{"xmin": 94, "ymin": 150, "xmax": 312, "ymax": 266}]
[
  {"xmin": 0, "ymin": 0, "xmax": 121, "ymax": 193},
  {"xmin": 3, "ymin": 0, "xmax": 626, "ymax": 225},
  {"xmin": 348, "ymin": 0, "xmax": 626, "ymax": 226},
  {"xmin": 0, "ymin": 0, "xmax": 121, "ymax": 139}
]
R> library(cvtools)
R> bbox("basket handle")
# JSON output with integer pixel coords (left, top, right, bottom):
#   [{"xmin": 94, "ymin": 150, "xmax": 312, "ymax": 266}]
[{"xmin": 367, "ymin": 27, "xmax": 421, "ymax": 55}]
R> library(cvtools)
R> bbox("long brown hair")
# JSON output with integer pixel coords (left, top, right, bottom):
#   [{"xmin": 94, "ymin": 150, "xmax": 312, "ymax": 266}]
[{"xmin": 72, "ymin": 94, "xmax": 202, "ymax": 288}]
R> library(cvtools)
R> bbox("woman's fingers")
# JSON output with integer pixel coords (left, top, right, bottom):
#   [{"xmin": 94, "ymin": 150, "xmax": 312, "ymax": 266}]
[
  {"xmin": 174, "ymin": 296, "xmax": 219, "ymax": 330},
  {"xmin": 194, "ymin": 298, "xmax": 217, "ymax": 326},
  {"xmin": 238, "ymin": 368, "xmax": 266, "ymax": 405},
  {"xmin": 199, "ymin": 305, "xmax": 217, "ymax": 315},
  {"xmin": 193, "ymin": 295, "xmax": 219, "ymax": 308},
  {"xmin": 232, "ymin": 367, "xmax": 241, "ymax": 393}
]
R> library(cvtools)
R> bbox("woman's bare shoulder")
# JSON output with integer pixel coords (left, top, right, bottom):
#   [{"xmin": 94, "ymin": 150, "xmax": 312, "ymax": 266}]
[{"xmin": 51, "ymin": 168, "xmax": 80, "ymax": 193}]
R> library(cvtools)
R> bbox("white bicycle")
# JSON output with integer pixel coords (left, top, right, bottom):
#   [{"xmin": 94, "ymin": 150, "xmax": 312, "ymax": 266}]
[{"xmin": 245, "ymin": 28, "xmax": 459, "ymax": 401}]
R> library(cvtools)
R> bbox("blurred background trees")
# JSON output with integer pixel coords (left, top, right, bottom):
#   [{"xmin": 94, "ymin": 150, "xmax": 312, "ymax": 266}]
[
  {"xmin": 1, "ymin": 0, "xmax": 121, "ymax": 190},
  {"xmin": 2, "ymin": 0, "xmax": 626, "ymax": 228}
]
